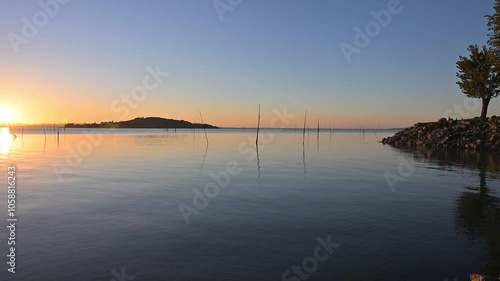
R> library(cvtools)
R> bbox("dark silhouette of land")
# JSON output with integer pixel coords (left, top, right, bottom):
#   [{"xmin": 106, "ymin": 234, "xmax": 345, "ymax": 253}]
[{"xmin": 65, "ymin": 117, "xmax": 218, "ymax": 129}]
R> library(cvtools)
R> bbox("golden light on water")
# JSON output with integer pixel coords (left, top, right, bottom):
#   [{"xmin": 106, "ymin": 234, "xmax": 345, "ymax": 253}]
[{"xmin": 0, "ymin": 127, "xmax": 13, "ymax": 157}]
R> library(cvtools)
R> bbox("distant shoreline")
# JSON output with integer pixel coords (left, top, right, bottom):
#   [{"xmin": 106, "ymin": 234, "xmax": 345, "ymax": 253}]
[
  {"xmin": 64, "ymin": 117, "xmax": 218, "ymax": 129},
  {"xmin": 2, "ymin": 117, "xmax": 407, "ymax": 131},
  {"xmin": 7, "ymin": 126, "xmax": 403, "ymax": 131}
]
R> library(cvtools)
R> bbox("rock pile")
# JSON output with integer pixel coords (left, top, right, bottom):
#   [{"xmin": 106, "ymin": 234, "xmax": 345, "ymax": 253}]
[{"xmin": 381, "ymin": 116, "xmax": 500, "ymax": 151}]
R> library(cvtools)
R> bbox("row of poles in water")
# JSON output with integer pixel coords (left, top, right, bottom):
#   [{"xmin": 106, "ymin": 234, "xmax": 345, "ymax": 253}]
[{"xmin": 254, "ymin": 105, "xmax": 382, "ymax": 146}]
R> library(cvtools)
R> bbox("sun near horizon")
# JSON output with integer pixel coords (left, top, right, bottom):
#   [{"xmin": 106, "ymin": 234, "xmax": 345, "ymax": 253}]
[
  {"xmin": 0, "ymin": 108, "xmax": 13, "ymax": 124},
  {"xmin": 1, "ymin": 1, "xmax": 499, "ymax": 129}
]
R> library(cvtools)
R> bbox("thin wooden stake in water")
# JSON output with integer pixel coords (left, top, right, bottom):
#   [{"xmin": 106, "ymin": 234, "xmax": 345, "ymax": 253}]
[
  {"xmin": 199, "ymin": 111, "xmax": 209, "ymax": 145},
  {"xmin": 317, "ymin": 118, "xmax": 320, "ymax": 136},
  {"xmin": 255, "ymin": 104, "xmax": 261, "ymax": 146},
  {"xmin": 302, "ymin": 110, "xmax": 307, "ymax": 145},
  {"xmin": 8, "ymin": 123, "xmax": 16, "ymax": 138},
  {"xmin": 43, "ymin": 124, "xmax": 47, "ymax": 139}
]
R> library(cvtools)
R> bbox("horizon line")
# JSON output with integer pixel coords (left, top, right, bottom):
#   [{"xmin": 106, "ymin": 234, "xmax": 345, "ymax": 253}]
[{"xmin": 4, "ymin": 124, "xmax": 404, "ymax": 130}]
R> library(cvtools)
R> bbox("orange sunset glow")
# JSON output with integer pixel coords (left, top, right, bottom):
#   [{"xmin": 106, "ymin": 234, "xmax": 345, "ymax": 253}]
[{"xmin": 2, "ymin": 1, "xmax": 500, "ymax": 281}]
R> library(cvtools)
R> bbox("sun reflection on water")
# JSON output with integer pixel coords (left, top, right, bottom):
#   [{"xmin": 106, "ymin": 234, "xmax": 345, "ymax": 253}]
[{"xmin": 0, "ymin": 127, "xmax": 13, "ymax": 158}]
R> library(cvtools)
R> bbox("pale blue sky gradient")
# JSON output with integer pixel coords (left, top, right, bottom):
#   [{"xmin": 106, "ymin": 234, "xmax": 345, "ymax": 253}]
[{"xmin": 0, "ymin": 0, "xmax": 498, "ymax": 128}]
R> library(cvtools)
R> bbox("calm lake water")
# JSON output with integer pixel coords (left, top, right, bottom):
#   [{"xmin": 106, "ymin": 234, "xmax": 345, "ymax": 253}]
[{"xmin": 0, "ymin": 128, "xmax": 499, "ymax": 281}]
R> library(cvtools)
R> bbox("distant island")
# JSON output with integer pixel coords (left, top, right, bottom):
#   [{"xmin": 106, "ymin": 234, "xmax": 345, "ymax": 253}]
[{"xmin": 65, "ymin": 117, "xmax": 218, "ymax": 129}]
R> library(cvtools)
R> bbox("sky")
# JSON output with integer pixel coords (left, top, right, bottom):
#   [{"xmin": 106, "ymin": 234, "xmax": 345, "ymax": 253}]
[{"xmin": 0, "ymin": 0, "xmax": 498, "ymax": 128}]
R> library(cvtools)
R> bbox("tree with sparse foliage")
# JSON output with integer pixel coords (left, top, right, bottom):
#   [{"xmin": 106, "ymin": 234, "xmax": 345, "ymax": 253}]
[
  {"xmin": 456, "ymin": 45, "xmax": 500, "ymax": 119},
  {"xmin": 486, "ymin": 0, "xmax": 500, "ymax": 54}
]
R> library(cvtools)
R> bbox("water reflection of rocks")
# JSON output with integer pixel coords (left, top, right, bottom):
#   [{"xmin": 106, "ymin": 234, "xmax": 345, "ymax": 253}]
[{"xmin": 402, "ymin": 147, "xmax": 500, "ymax": 277}]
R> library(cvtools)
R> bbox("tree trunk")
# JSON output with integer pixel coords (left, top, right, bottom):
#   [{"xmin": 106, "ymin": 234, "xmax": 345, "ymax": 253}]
[{"xmin": 480, "ymin": 97, "xmax": 491, "ymax": 120}]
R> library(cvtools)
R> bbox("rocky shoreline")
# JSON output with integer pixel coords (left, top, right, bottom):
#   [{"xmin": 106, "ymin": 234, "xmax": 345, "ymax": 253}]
[{"xmin": 381, "ymin": 117, "xmax": 500, "ymax": 151}]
